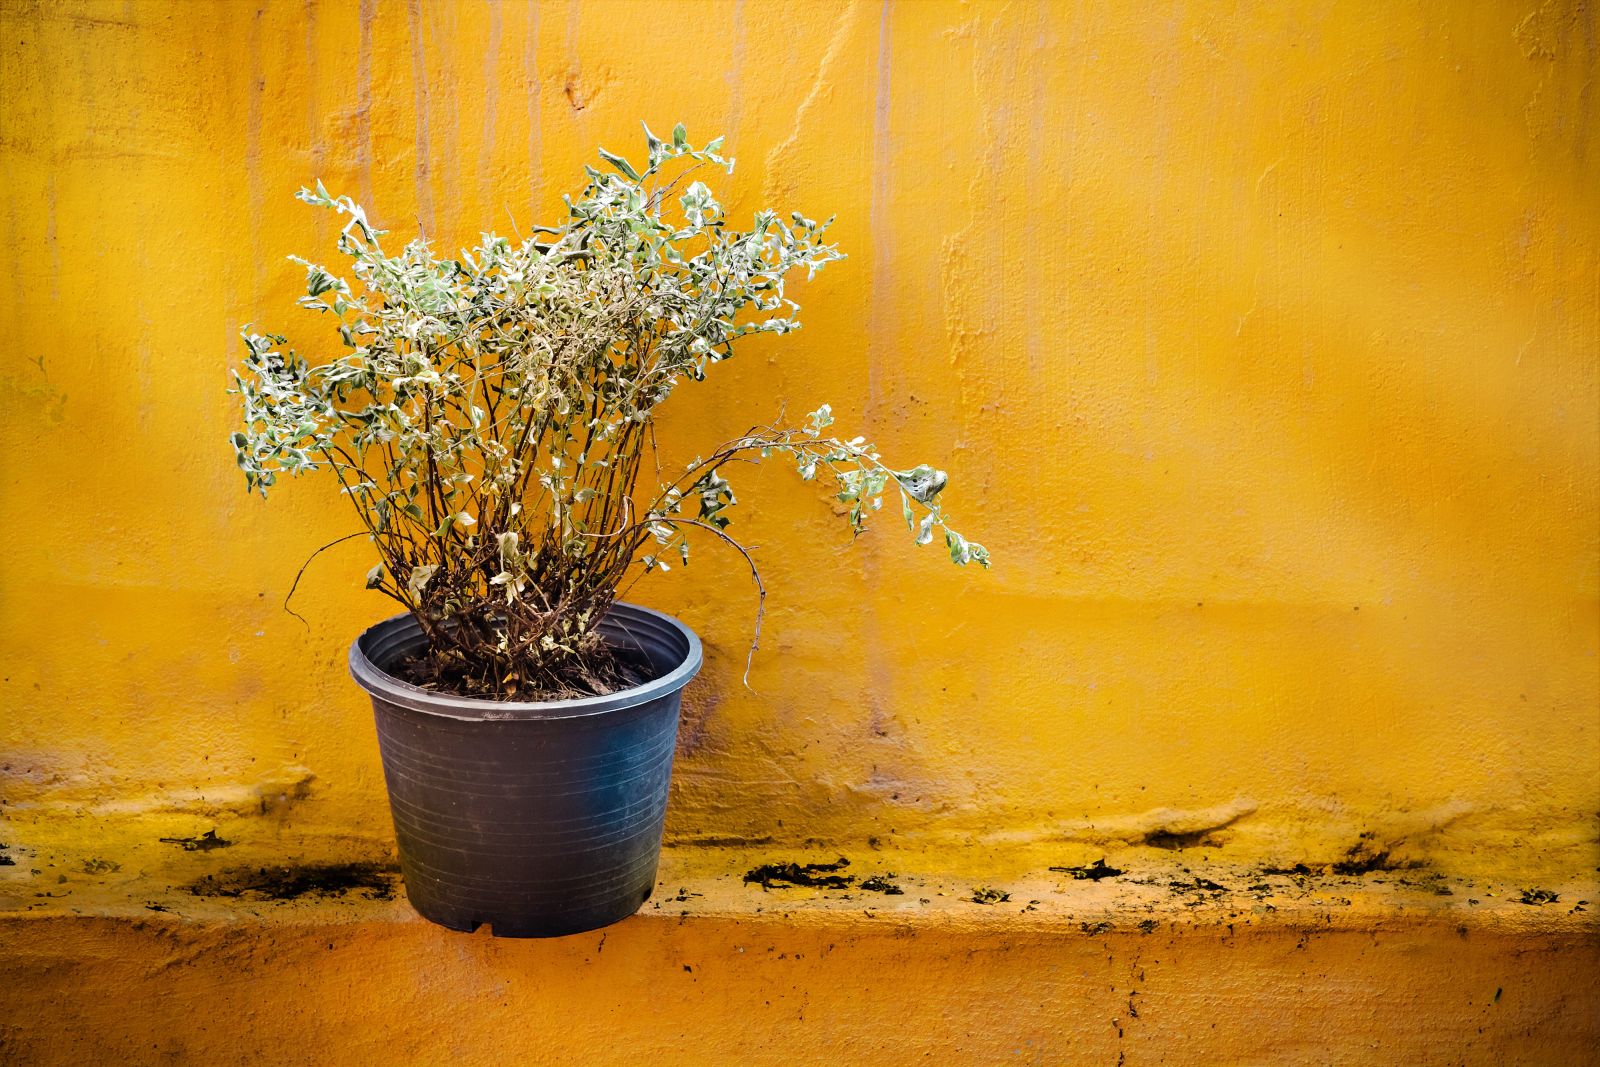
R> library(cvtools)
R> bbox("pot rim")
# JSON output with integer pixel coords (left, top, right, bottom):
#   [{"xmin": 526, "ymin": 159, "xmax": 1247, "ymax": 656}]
[{"xmin": 348, "ymin": 601, "xmax": 703, "ymax": 723}]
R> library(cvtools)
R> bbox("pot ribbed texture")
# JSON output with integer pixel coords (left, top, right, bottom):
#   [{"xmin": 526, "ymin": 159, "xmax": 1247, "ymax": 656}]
[{"xmin": 349, "ymin": 603, "xmax": 702, "ymax": 938}]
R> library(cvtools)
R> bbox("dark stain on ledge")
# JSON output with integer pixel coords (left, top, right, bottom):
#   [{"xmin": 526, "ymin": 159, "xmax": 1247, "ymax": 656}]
[
  {"xmin": 159, "ymin": 830, "xmax": 232, "ymax": 852},
  {"xmin": 1258, "ymin": 833, "xmax": 1427, "ymax": 880},
  {"xmin": 1143, "ymin": 828, "xmax": 1223, "ymax": 850},
  {"xmin": 1261, "ymin": 863, "xmax": 1315, "ymax": 877},
  {"xmin": 1138, "ymin": 807, "xmax": 1254, "ymax": 850},
  {"xmin": 744, "ymin": 857, "xmax": 853, "ymax": 890},
  {"xmin": 858, "ymin": 874, "xmax": 904, "ymax": 895},
  {"xmin": 1330, "ymin": 834, "xmax": 1422, "ymax": 876},
  {"xmin": 1167, "ymin": 876, "xmax": 1228, "ymax": 895},
  {"xmin": 187, "ymin": 862, "xmax": 399, "ymax": 901},
  {"xmin": 1051, "ymin": 858, "xmax": 1124, "ymax": 881}
]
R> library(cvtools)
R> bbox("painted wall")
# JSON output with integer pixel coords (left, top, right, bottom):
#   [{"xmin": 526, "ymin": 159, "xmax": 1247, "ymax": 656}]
[{"xmin": 1, "ymin": 0, "xmax": 1595, "ymax": 878}]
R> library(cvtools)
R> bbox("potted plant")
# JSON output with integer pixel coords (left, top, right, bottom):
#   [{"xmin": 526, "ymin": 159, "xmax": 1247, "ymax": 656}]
[{"xmin": 230, "ymin": 124, "xmax": 987, "ymax": 937}]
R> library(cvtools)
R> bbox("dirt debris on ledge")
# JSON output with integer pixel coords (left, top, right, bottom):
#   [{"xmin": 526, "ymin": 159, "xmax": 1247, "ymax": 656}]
[
  {"xmin": 741, "ymin": 856, "xmax": 909, "ymax": 896},
  {"xmin": 158, "ymin": 830, "xmax": 232, "ymax": 852},
  {"xmin": 858, "ymin": 875, "xmax": 904, "ymax": 895},
  {"xmin": 186, "ymin": 862, "xmax": 399, "ymax": 902},
  {"xmin": 743, "ymin": 857, "xmax": 854, "ymax": 890},
  {"xmin": 1052, "ymin": 858, "xmax": 1124, "ymax": 881},
  {"xmin": 3, "ymin": 810, "xmax": 1596, "ymax": 932}
]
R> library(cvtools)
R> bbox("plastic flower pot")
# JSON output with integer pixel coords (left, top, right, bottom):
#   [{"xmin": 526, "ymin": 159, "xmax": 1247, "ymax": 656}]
[{"xmin": 348, "ymin": 602, "xmax": 702, "ymax": 938}]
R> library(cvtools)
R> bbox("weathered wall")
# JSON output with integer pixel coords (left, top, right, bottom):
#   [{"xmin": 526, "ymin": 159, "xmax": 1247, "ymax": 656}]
[{"xmin": 1, "ymin": 0, "xmax": 1596, "ymax": 877}]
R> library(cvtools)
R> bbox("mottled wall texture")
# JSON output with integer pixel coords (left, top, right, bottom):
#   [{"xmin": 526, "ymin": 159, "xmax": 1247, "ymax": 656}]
[{"xmin": 1, "ymin": 0, "xmax": 1595, "ymax": 878}]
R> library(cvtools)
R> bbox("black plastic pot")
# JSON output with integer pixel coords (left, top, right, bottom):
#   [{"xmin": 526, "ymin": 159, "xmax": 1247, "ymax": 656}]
[{"xmin": 349, "ymin": 602, "xmax": 702, "ymax": 938}]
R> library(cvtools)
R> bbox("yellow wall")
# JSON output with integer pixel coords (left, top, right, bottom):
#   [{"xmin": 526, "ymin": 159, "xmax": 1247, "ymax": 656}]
[{"xmin": 1, "ymin": 0, "xmax": 1595, "ymax": 879}]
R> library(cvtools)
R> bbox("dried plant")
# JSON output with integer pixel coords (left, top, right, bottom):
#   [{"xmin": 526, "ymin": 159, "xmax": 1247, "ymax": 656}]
[{"xmin": 231, "ymin": 124, "xmax": 987, "ymax": 699}]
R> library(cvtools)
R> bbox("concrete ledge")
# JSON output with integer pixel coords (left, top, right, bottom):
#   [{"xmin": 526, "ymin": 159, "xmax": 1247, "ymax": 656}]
[
  {"xmin": 2, "ymin": 817, "xmax": 1596, "ymax": 1064},
  {"xmin": 3, "ymin": 905, "xmax": 1596, "ymax": 1065}
]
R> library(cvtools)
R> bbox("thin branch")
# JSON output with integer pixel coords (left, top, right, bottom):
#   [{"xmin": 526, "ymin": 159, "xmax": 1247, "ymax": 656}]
[
  {"xmin": 643, "ymin": 517, "xmax": 767, "ymax": 690},
  {"xmin": 283, "ymin": 532, "xmax": 372, "ymax": 629}
]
